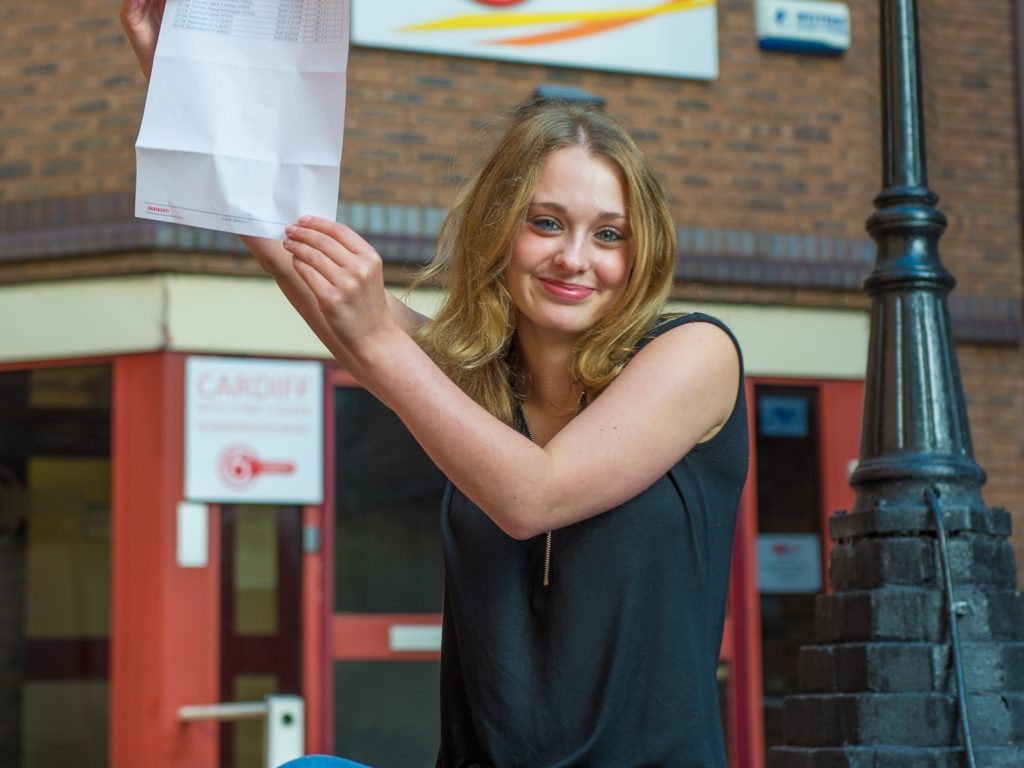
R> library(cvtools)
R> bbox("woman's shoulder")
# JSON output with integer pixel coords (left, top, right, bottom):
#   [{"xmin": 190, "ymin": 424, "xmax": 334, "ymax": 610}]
[
  {"xmin": 637, "ymin": 312, "xmax": 741, "ymax": 355},
  {"xmin": 629, "ymin": 312, "xmax": 744, "ymax": 406}
]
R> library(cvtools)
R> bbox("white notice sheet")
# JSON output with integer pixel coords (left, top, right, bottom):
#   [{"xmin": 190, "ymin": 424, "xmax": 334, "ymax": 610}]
[{"xmin": 135, "ymin": 0, "xmax": 350, "ymax": 238}]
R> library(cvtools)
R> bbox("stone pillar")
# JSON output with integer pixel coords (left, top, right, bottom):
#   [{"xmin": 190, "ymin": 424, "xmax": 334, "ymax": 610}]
[{"xmin": 768, "ymin": 0, "xmax": 1024, "ymax": 766}]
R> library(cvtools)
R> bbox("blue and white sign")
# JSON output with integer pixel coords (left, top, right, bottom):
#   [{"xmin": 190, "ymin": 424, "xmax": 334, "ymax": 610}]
[{"xmin": 755, "ymin": 0, "xmax": 850, "ymax": 56}]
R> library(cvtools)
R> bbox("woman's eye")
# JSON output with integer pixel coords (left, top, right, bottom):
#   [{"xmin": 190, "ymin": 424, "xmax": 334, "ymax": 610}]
[
  {"xmin": 531, "ymin": 217, "xmax": 561, "ymax": 232},
  {"xmin": 595, "ymin": 228, "xmax": 624, "ymax": 244}
]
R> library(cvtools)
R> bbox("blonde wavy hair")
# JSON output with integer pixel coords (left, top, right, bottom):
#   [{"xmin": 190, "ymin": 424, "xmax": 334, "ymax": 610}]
[{"xmin": 414, "ymin": 100, "xmax": 676, "ymax": 425}]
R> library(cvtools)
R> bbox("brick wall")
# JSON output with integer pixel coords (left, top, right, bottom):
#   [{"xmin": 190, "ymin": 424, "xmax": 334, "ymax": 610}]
[
  {"xmin": 916, "ymin": 0, "xmax": 1024, "ymax": 568},
  {"xmin": 0, "ymin": 1, "xmax": 141, "ymax": 201},
  {"xmin": 1, "ymin": 0, "xmax": 1022, "ymax": 553}
]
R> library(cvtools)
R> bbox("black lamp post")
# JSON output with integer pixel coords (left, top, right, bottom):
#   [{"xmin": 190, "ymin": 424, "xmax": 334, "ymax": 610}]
[
  {"xmin": 852, "ymin": 0, "xmax": 985, "ymax": 518},
  {"xmin": 768, "ymin": 0, "xmax": 1024, "ymax": 766}
]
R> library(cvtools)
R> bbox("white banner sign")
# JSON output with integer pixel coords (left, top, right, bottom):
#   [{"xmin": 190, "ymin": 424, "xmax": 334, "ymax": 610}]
[
  {"xmin": 352, "ymin": 0, "xmax": 719, "ymax": 80},
  {"xmin": 185, "ymin": 357, "xmax": 324, "ymax": 504}
]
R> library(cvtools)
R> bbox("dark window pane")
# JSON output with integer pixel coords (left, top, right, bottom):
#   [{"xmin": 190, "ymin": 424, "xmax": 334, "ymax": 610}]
[
  {"xmin": 333, "ymin": 661, "xmax": 440, "ymax": 766},
  {"xmin": 0, "ymin": 365, "xmax": 112, "ymax": 768},
  {"xmin": 333, "ymin": 387, "xmax": 446, "ymax": 613}
]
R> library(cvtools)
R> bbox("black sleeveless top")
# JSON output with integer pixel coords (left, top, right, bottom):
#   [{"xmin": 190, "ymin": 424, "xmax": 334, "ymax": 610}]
[{"xmin": 437, "ymin": 313, "xmax": 748, "ymax": 768}]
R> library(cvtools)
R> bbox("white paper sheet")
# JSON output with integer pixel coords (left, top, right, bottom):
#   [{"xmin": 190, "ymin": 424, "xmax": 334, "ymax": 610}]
[{"xmin": 135, "ymin": 0, "xmax": 350, "ymax": 238}]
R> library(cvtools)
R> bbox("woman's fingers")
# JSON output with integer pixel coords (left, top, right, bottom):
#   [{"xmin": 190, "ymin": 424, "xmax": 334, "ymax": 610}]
[
  {"xmin": 285, "ymin": 225, "xmax": 353, "ymax": 270},
  {"xmin": 285, "ymin": 220, "xmax": 381, "ymax": 282},
  {"xmin": 291, "ymin": 252, "xmax": 338, "ymax": 305},
  {"xmin": 298, "ymin": 216, "xmax": 376, "ymax": 257},
  {"xmin": 283, "ymin": 224, "xmax": 382, "ymax": 306},
  {"xmin": 284, "ymin": 237, "xmax": 356, "ymax": 298},
  {"xmin": 285, "ymin": 220, "xmax": 396, "ymax": 350},
  {"xmin": 119, "ymin": 0, "xmax": 166, "ymax": 79}
]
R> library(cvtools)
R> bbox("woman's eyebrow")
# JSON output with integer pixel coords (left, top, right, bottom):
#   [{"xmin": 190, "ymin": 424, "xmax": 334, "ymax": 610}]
[{"xmin": 530, "ymin": 200, "xmax": 629, "ymax": 221}]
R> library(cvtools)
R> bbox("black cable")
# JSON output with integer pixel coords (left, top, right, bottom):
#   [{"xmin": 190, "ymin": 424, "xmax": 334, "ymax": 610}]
[{"xmin": 925, "ymin": 488, "xmax": 977, "ymax": 768}]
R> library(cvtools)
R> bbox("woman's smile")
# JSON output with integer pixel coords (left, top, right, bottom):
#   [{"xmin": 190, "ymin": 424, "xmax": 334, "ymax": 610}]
[{"xmin": 536, "ymin": 277, "xmax": 597, "ymax": 301}]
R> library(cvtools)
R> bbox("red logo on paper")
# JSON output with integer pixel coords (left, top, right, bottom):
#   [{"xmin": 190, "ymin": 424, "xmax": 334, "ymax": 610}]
[
  {"xmin": 219, "ymin": 445, "xmax": 295, "ymax": 488},
  {"xmin": 771, "ymin": 543, "xmax": 801, "ymax": 555},
  {"xmin": 147, "ymin": 204, "xmax": 171, "ymax": 214}
]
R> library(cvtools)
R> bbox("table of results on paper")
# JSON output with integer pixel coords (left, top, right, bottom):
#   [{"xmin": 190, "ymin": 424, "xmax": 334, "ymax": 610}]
[{"xmin": 172, "ymin": 0, "xmax": 345, "ymax": 43}]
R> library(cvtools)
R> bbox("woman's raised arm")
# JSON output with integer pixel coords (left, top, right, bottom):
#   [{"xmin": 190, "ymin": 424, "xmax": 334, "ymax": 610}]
[
  {"xmin": 244, "ymin": 232, "xmax": 428, "ymax": 394},
  {"xmin": 286, "ymin": 217, "xmax": 741, "ymax": 539}
]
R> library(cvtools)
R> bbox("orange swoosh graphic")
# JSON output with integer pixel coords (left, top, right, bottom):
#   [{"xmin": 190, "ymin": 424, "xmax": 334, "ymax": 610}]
[
  {"xmin": 493, "ymin": 13, "xmax": 653, "ymax": 46},
  {"xmin": 402, "ymin": 1, "xmax": 715, "ymax": 46}
]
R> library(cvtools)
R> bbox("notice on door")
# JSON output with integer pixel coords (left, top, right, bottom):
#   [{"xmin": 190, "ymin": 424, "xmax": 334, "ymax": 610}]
[
  {"xmin": 185, "ymin": 357, "xmax": 324, "ymax": 503},
  {"xmin": 757, "ymin": 533, "xmax": 822, "ymax": 593}
]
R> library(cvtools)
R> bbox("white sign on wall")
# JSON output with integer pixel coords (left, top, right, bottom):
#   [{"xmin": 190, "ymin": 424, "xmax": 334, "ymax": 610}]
[
  {"xmin": 185, "ymin": 357, "xmax": 324, "ymax": 504},
  {"xmin": 755, "ymin": 0, "xmax": 850, "ymax": 56},
  {"xmin": 352, "ymin": 0, "xmax": 719, "ymax": 81}
]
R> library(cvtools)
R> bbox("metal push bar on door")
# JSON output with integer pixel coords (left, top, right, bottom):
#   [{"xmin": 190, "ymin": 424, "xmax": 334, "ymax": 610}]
[{"xmin": 179, "ymin": 694, "xmax": 305, "ymax": 768}]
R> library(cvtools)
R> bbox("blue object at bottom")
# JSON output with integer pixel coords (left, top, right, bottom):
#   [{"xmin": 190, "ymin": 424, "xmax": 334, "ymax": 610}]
[{"xmin": 277, "ymin": 756, "xmax": 372, "ymax": 768}]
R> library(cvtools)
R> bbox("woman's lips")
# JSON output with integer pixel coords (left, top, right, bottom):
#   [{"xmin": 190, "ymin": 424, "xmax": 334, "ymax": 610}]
[{"xmin": 537, "ymin": 277, "xmax": 595, "ymax": 301}]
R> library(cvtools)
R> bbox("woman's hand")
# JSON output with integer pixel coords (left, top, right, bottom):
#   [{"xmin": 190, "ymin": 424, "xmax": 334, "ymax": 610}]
[
  {"xmin": 119, "ymin": 0, "xmax": 167, "ymax": 79},
  {"xmin": 284, "ymin": 216, "xmax": 400, "ymax": 356}
]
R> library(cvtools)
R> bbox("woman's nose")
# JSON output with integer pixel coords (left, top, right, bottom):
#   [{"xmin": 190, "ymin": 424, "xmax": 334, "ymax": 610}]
[{"xmin": 552, "ymin": 236, "xmax": 587, "ymax": 272}]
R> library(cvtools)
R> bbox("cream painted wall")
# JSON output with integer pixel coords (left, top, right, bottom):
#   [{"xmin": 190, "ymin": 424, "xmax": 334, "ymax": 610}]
[
  {"xmin": 1, "ymin": 276, "xmax": 168, "ymax": 362},
  {"xmin": 1, "ymin": 275, "xmax": 867, "ymax": 379},
  {"xmin": 667, "ymin": 301, "xmax": 868, "ymax": 379}
]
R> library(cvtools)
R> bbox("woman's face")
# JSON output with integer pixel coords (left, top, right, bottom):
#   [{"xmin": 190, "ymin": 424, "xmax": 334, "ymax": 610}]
[{"xmin": 505, "ymin": 146, "xmax": 633, "ymax": 346}]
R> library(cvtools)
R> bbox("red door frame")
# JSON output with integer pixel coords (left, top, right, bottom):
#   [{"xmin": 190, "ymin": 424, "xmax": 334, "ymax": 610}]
[
  {"xmin": 3, "ymin": 351, "xmax": 335, "ymax": 766},
  {"xmin": 113, "ymin": 351, "xmax": 334, "ymax": 765},
  {"xmin": 726, "ymin": 376, "xmax": 864, "ymax": 768},
  {"xmin": 322, "ymin": 366, "xmax": 445, "ymax": 758},
  {"xmin": 0, "ymin": 353, "xmax": 209, "ymax": 768},
  {"xmin": 747, "ymin": 377, "xmax": 863, "ymax": 588},
  {"xmin": 110, "ymin": 351, "xmax": 224, "ymax": 768},
  {"xmin": 218, "ymin": 503, "xmax": 304, "ymax": 767},
  {"xmin": 725, "ymin": 376, "xmax": 765, "ymax": 768},
  {"xmin": 325, "ymin": 366, "xmax": 444, "ymax": 671}
]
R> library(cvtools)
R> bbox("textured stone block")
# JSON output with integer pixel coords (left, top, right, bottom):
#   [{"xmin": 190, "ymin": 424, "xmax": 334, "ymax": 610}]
[
  {"xmin": 829, "ymin": 535, "xmax": 1019, "ymax": 591},
  {"xmin": 782, "ymin": 693, "xmax": 955, "ymax": 747},
  {"xmin": 815, "ymin": 589, "xmax": 944, "ymax": 643},
  {"xmin": 957, "ymin": 641, "xmax": 1024, "ymax": 690},
  {"xmin": 769, "ymin": 746, "xmax": 1024, "ymax": 768},
  {"xmin": 968, "ymin": 691, "xmax": 1024, "ymax": 744},
  {"xmin": 829, "ymin": 537, "xmax": 938, "ymax": 590},
  {"xmin": 798, "ymin": 642, "xmax": 946, "ymax": 693},
  {"xmin": 797, "ymin": 640, "xmax": 1024, "ymax": 697},
  {"xmin": 829, "ymin": 505, "xmax": 1013, "ymax": 541}
]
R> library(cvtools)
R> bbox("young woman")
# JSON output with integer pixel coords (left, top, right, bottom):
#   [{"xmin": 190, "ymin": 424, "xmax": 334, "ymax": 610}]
[{"xmin": 122, "ymin": 3, "xmax": 748, "ymax": 765}]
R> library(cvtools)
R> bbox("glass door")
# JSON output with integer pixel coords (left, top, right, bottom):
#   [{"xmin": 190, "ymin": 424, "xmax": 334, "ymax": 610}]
[
  {"xmin": 331, "ymin": 383, "xmax": 447, "ymax": 767},
  {"xmin": 0, "ymin": 364, "xmax": 112, "ymax": 768},
  {"xmin": 754, "ymin": 384, "xmax": 824, "ymax": 752},
  {"xmin": 219, "ymin": 504, "xmax": 303, "ymax": 768}
]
